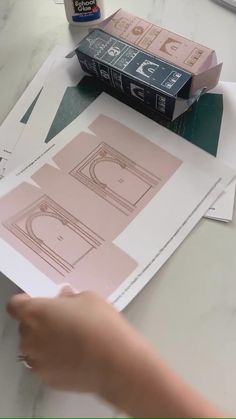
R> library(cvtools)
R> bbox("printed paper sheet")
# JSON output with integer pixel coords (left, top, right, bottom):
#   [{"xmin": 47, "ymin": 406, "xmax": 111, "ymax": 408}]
[{"xmin": 0, "ymin": 94, "xmax": 234, "ymax": 310}]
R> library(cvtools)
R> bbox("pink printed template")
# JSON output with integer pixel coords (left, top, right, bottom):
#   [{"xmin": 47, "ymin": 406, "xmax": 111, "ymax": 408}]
[
  {"xmin": 0, "ymin": 115, "xmax": 182, "ymax": 297},
  {"xmin": 0, "ymin": 182, "xmax": 136, "ymax": 297},
  {"xmin": 70, "ymin": 142, "xmax": 160, "ymax": 215},
  {"xmin": 4, "ymin": 194, "xmax": 103, "ymax": 276},
  {"xmin": 54, "ymin": 115, "xmax": 182, "ymax": 217},
  {"xmin": 32, "ymin": 164, "xmax": 128, "ymax": 241}
]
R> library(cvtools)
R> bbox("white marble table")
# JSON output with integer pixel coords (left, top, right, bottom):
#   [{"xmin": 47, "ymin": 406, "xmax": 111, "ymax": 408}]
[{"xmin": 1, "ymin": 0, "xmax": 236, "ymax": 417}]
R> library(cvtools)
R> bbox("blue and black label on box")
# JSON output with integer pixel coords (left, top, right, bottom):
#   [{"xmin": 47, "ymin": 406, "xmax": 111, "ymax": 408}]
[{"xmin": 75, "ymin": 29, "xmax": 193, "ymax": 119}]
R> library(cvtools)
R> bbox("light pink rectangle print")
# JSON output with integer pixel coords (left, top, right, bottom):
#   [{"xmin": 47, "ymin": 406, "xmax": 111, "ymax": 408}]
[
  {"xmin": 0, "ymin": 182, "xmax": 136, "ymax": 297},
  {"xmin": 54, "ymin": 114, "xmax": 182, "ymax": 218}
]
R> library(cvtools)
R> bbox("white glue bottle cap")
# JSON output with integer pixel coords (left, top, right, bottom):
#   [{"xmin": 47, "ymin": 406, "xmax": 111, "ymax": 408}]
[{"xmin": 64, "ymin": 0, "xmax": 105, "ymax": 26}]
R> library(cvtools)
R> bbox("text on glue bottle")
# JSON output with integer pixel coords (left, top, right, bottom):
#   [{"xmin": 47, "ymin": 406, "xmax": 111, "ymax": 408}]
[{"xmin": 64, "ymin": 0, "xmax": 105, "ymax": 26}]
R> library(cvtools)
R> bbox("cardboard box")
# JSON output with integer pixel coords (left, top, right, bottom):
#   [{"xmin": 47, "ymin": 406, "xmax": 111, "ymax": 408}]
[
  {"xmin": 75, "ymin": 29, "xmax": 202, "ymax": 120},
  {"xmin": 102, "ymin": 9, "xmax": 222, "ymax": 96}
]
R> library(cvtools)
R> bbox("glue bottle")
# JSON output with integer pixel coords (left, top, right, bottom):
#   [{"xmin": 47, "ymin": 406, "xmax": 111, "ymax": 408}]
[{"xmin": 64, "ymin": 0, "xmax": 105, "ymax": 26}]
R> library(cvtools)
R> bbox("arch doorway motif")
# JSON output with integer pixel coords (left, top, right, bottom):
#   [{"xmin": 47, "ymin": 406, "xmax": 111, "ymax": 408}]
[
  {"xmin": 3, "ymin": 195, "xmax": 103, "ymax": 276},
  {"xmin": 70, "ymin": 142, "xmax": 160, "ymax": 215}
]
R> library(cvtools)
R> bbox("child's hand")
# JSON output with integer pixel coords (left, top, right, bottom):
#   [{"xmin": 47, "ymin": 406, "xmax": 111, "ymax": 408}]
[
  {"xmin": 7, "ymin": 288, "xmax": 223, "ymax": 418},
  {"xmin": 7, "ymin": 288, "xmax": 136, "ymax": 394}
]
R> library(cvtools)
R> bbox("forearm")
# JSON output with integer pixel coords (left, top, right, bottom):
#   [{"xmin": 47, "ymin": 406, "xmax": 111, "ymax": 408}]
[{"xmin": 100, "ymin": 335, "xmax": 225, "ymax": 418}]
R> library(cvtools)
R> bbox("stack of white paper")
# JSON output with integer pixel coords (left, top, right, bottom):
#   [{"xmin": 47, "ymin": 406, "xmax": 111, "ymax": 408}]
[{"xmin": 0, "ymin": 47, "xmax": 235, "ymax": 307}]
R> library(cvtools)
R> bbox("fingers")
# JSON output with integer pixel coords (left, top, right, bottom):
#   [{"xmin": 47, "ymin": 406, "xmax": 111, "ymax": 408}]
[
  {"xmin": 7, "ymin": 293, "xmax": 31, "ymax": 320},
  {"xmin": 8, "ymin": 284, "xmax": 76, "ymax": 316},
  {"xmin": 58, "ymin": 285, "xmax": 75, "ymax": 297},
  {"xmin": 7, "ymin": 285, "xmax": 75, "ymax": 321}
]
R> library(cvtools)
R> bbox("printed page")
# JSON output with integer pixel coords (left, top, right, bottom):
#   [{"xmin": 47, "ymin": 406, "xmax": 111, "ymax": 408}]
[
  {"xmin": 0, "ymin": 94, "xmax": 234, "ymax": 310},
  {"xmin": 207, "ymin": 180, "xmax": 236, "ymax": 222},
  {"xmin": 0, "ymin": 47, "xmax": 68, "ymax": 178},
  {"xmin": 3, "ymin": 53, "xmax": 88, "ymax": 176},
  {"xmin": 205, "ymin": 82, "xmax": 236, "ymax": 221}
]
